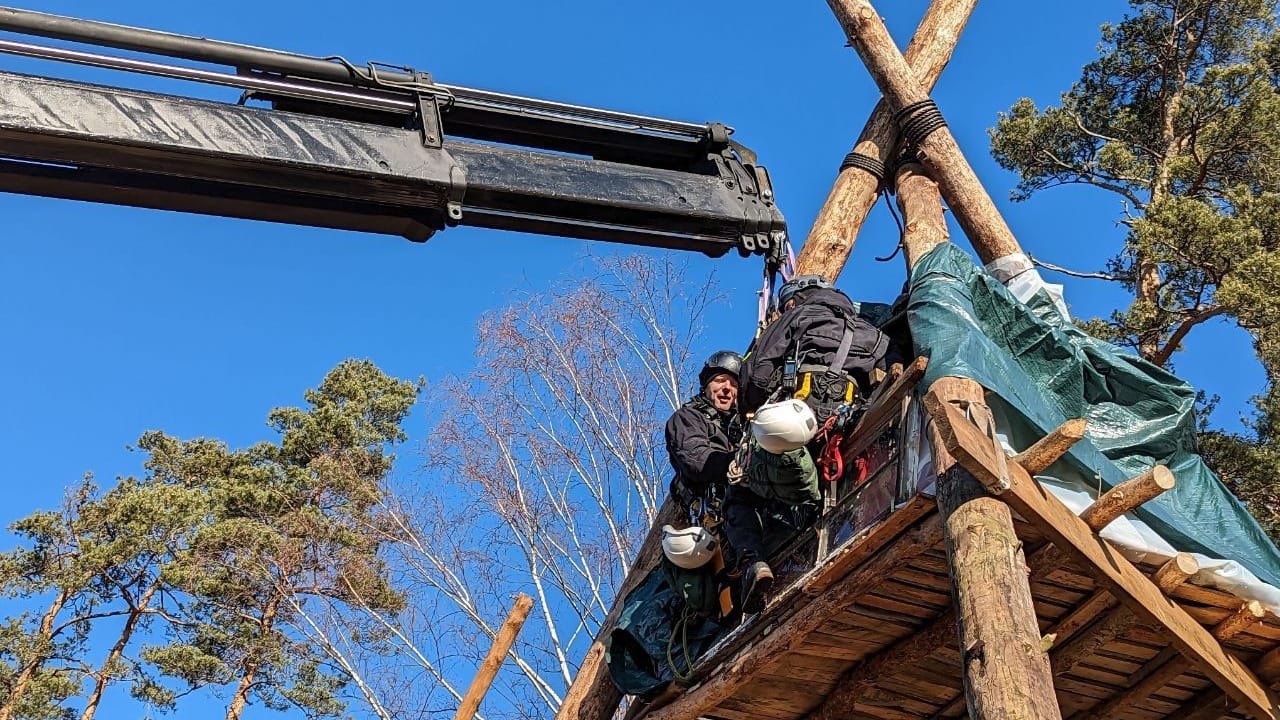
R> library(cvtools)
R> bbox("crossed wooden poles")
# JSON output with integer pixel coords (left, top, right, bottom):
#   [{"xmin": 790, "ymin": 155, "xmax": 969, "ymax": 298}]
[{"xmin": 548, "ymin": 3, "xmax": 1280, "ymax": 720}]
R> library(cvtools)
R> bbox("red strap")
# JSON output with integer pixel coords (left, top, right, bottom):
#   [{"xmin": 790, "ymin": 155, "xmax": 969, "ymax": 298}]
[{"xmin": 819, "ymin": 433, "xmax": 844, "ymax": 483}]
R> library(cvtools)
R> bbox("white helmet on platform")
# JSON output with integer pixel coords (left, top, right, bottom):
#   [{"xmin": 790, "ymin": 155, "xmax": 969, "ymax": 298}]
[
  {"xmin": 751, "ymin": 399, "xmax": 818, "ymax": 453},
  {"xmin": 661, "ymin": 525, "xmax": 717, "ymax": 569}
]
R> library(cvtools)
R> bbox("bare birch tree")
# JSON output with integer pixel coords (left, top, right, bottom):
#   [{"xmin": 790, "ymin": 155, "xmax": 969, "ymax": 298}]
[{"xmin": 354, "ymin": 254, "xmax": 720, "ymax": 720}]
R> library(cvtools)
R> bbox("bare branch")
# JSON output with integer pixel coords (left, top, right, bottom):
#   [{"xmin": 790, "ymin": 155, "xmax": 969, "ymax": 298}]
[{"xmin": 1028, "ymin": 253, "xmax": 1125, "ymax": 281}]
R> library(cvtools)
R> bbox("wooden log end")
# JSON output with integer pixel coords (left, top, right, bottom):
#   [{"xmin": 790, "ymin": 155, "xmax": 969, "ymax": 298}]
[
  {"xmin": 1079, "ymin": 464, "xmax": 1176, "ymax": 531},
  {"xmin": 1152, "ymin": 553, "xmax": 1199, "ymax": 593},
  {"xmin": 1011, "ymin": 418, "xmax": 1088, "ymax": 476},
  {"xmin": 1212, "ymin": 600, "xmax": 1266, "ymax": 641}
]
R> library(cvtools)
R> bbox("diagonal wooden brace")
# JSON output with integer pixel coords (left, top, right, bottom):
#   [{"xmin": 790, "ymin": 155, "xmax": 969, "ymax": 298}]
[
  {"xmin": 923, "ymin": 386, "xmax": 1280, "ymax": 720},
  {"xmin": 795, "ymin": 0, "xmax": 977, "ymax": 280}
]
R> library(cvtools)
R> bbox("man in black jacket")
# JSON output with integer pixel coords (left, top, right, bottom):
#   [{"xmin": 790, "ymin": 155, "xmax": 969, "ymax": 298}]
[
  {"xmin": 664, "ymin": 351, "xmax": 744, "ymax": 524},
  {"xmin": 740, "ymin": 275, "xmax": 892, "ymax": 425}
]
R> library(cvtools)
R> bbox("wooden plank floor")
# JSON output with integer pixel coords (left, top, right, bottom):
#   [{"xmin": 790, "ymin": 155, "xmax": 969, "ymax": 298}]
[{"xmin": 675, "ymin": 496, "xmax": 1280, "ymax": 720}]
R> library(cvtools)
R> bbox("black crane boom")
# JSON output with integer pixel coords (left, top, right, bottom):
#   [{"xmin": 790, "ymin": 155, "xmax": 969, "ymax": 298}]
[{"xmin": 0, "ymin": 6, "xmax": 787, "ymax": 258}]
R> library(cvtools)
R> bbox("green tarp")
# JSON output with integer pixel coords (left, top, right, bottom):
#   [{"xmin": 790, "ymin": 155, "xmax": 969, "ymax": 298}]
[
  {"xmin": 605, "ymin": 564, "xmax": 723, "ymax": 697},
  {"xmin": 906, "ymin": 242, "xmax": 1280, "ymax": 586}
]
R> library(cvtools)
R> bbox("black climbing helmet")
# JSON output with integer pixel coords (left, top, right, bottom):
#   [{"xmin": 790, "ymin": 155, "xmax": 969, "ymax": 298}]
[
  {"xmin": 698, "ymin": 350, "xmax": 743, "ymax": 388},
  {"xmin": 777, "ymin": 274, "xmax": 833, "ymax": 307}
]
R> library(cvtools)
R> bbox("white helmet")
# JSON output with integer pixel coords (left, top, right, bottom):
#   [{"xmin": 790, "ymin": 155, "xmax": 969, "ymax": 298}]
[
  {"xmin": 661, "ymin": 525, "xmax": 717, "ymax": 569},
  {"xmin": 752, "ymin": 399, "xmax": 818, "ymax": 453}
]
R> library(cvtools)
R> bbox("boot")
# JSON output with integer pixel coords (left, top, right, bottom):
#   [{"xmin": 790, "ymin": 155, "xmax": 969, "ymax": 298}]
[{"xmin": 740, "ymin": 560, "xmax": 774, "ymax": 615}]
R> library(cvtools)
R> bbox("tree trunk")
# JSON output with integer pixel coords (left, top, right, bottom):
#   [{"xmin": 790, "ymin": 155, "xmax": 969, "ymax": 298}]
[
  {"xmin": 80, "ymin": 581, "xmax": 161, "ymax": 720},
  {"xmin": 0, "ymin": 590, "xmax": 69, "ymax": 720},
  {"xmin": 795, "ymin": 0, "xmax": 976, "ymax": 280},
  {"xmin": 897, "ymin": 167, "xmax": 1060, "ymax": 720},
  {"xmin": 226, "ymin": 592, "xmax": 283, "ymax": 720}
]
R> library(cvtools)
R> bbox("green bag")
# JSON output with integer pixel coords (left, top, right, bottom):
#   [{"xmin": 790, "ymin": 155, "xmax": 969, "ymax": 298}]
[
  {"xmin": 745, "ymin": 445, "xmax": 820, "ymax": 504},
  {"xmin": 660, "ymin": 558, "xmax": 720, "ymax": 618}
]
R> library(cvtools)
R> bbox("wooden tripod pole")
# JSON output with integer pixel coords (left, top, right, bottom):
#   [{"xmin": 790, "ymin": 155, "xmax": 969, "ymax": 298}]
[
  {"xmin": 454, "ymin": 593, "xmax": 535, "ymax": 720},
  {"xmin": 826, "ymin": 0, "xmax": 1025, "ymax": 266},
  {"xmin": 795, "ymin": 0, "xmax": 976, "ymax": 280},
  {"xmin": 896, "ymin": 163, "xmax": 1062, "ymax": 720}
]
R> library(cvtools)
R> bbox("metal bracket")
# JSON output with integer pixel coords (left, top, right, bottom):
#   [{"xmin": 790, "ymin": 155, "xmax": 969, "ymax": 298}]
[
  {"xmin": 416, "ymin": 91, "xmax": 444, "ymax": 149},
  {"xmin": 446, "ymin": 164, "xmax": 466, "ymax": 225},
  {"xmin": 708, "ymin": 145, "xmax": 787, "ymax": 258}
]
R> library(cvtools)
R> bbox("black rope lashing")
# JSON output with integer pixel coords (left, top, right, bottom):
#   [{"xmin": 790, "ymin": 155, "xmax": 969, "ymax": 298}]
[
  {"xmin": 839, "ymin": 150, "xmax": 886, "ymax": 184},
  {"xmin": 893, "ymin": 99, "xmax": 947, "ymax": 147}
]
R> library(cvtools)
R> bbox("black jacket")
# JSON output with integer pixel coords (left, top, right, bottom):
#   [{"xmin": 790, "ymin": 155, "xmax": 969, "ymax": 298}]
[
  {"xmin": 665, "ymin": 394, "xmax": 743, "ymax": 494},
  {"xmin": 740, "ymin": 287, "xmax": 891, "ymax": 415}
]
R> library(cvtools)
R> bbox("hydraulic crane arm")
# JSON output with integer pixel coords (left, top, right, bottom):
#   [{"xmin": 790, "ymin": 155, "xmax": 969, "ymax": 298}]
[{"xmin": 0, "ymin": 6, "xmax": 787, "ymax": 257}]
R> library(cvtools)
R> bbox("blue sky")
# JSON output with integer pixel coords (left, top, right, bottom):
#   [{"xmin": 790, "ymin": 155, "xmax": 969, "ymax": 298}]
[{"xmin": 0, "ymin": 0, "xmax": 1266, "ymax": 717}]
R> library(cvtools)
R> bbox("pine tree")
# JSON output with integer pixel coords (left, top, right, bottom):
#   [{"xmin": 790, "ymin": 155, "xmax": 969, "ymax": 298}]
[
  {"xmin": 145, "ymin": 359, "xmax": 418, "ymax": 720},
  {"xmin": 989, "ymin": 0, "xmax": 1280, "ymax": 538}
]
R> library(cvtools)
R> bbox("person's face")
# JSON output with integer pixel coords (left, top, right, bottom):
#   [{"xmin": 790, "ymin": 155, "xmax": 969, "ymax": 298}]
[{"xmin": 704, "ymin": 373, "xmax": 738, "ymax": 411}]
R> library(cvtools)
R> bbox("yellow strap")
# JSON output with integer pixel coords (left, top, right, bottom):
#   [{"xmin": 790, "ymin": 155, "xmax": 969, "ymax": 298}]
[
  {"xmin": 793, "ymin": 372, "xmax": 812, "ymax": 400},
  {"xmin": 844, "ymin": 379, "xmax": 855, "ymax": 404}
]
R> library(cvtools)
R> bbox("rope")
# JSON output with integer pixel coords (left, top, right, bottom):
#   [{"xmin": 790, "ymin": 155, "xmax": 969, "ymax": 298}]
[
  {"xmin": 839, "ymin": 151, "xmax": 886, "ymax": 184},
  {"xmin": 875, "ymin": 191, "xmax": 905, "ymax": 263},
  {"xmin": 893, "ymin": 99, "xmax": 947, "ymax": 147},
  {"xmin": 665, "ymin": 604, "xmax": 697, "ymax": 683}
]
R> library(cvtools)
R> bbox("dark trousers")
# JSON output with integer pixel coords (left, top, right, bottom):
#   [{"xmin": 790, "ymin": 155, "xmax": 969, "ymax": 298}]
[{"xmin": 723, "ymin": 484, "xmax": 818, "ymax": 568}]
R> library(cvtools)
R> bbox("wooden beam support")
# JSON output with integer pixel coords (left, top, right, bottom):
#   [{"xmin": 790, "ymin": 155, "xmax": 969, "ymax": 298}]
[
  {"xmin": 1046, "ymin": 555, "xmax": 1194, "ymax": 674},
  {"xmin": 1259, "ymin": 646, "xmax": 1280, "ymax": 684},
  {"xmin": 556, "ymin": 498, "xmax": 683, "ymax": 720},
  {"xmin": 1077, "ymin": 601, "xmax": 1265, "ymax": 720},
  {"xmin": 1078, "ymin": 465, "xmax": 1175, "ymax": 530},
  {"xmin": 1214, "ymin": 601, "xmax": 1268, "ymax": 642},
  {"xmin": 825, "ymin": 0, "xmax": 1023, "ymax": 265},
  {"xmin": 795, "ymin": 0, "xmax": 977, "ymax": 280},
  {"xmin": 1146, "ymin": 642, "xmax": 1280, "ymax": 720},
  {"xmin": 924, "ymin": 389, "xmax": 1280, "ymax": 720},
  {"xmin": 641, "ymin": 515, "xmax": 944, "ymax": 720},
  {"xmin": 1012, "ymin": 418, "xmax": 1088, "ymax": 476},
  {"xmin": 805, "ymin": 609, "xmax": 958, "ymax": 720},
  {"xmin": 1023, "ymin": 469, "xmax": 1176, "ymax": 586},
  {"xmin": 1049, "ymin": 605, "xmax": 1142, "ymax": 677},
  {"xmin": 454, "ymin": 594, "xmax": 535, "ymax": 720}
]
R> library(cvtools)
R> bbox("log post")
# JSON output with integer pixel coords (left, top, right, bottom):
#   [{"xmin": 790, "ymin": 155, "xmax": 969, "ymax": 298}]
[
  {"xmin": 897, "ymin": 163, "xmax": 1061, "ymax": 720},
  {"xmin": 555, "ymin": 499, "xmax": 682, "ymax": 720},
  {"xmin": 825, "ymin": 0, "xmax": 1024, "ymax": 266},
  {"xmin": 454, "ymin": 594, "xmax": 535, "ymax": 720},
  {"xmin": 795, "ymin": 0, "xmax": 977, "ymax": 280}
]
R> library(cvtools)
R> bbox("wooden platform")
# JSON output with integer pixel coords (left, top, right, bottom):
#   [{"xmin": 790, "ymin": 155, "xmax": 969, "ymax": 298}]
[
  {"xmin": 679, "ymin": 500, "xmax": 1280, "ymax": 720},
  {"xmin": 635, "ymin": 364, "xmax": 1280, "ymax": 720}
]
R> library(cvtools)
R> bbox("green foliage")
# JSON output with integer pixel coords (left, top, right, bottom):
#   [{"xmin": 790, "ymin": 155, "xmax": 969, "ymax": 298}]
[
  {"xmin": 0, "ymin": 359, "xmax": 420, "ymax": 720},
  {"xmin": 146, "ymin": 359, "xmax": 419, "ymax": 720},
  {"xmin": 989, "ymin": 0, "xmax": 1280, "ymax": 542}
]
